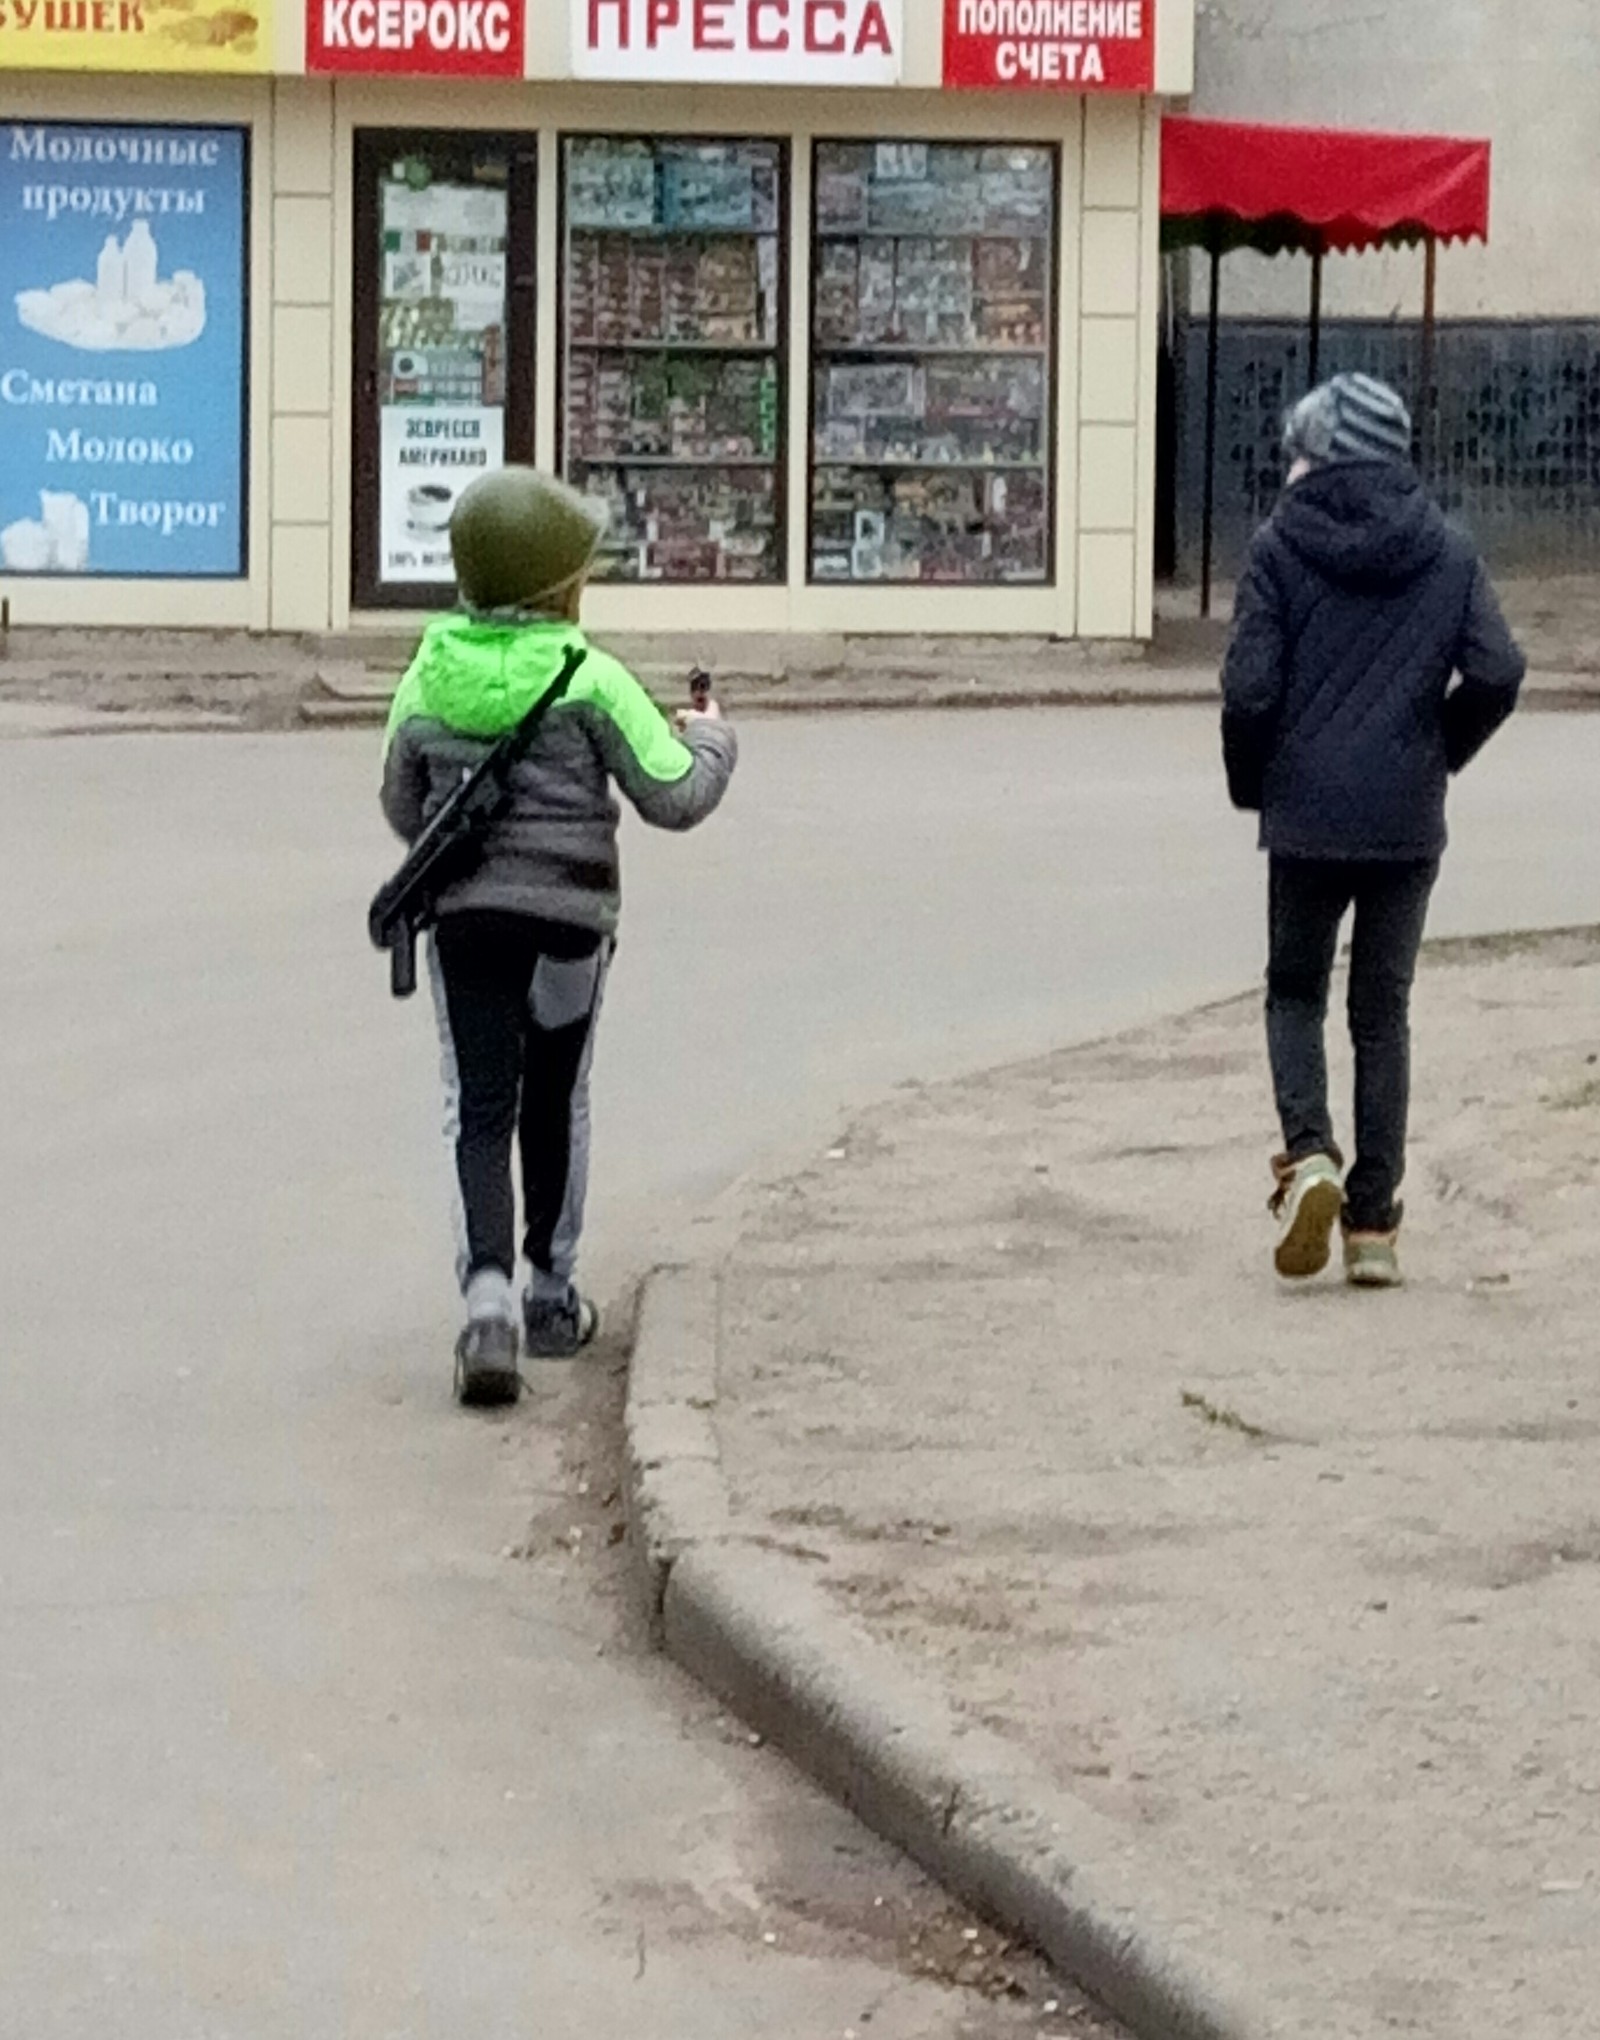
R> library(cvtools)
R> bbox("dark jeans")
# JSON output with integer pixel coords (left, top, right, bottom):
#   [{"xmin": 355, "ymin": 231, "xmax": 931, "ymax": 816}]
[
  {"xmin": 430, "ymin": 911, "xmax": 608, "ymax": 1288},
  {"xmin": 1266, "ymin": 856, "xmax": 1438, "ymax": 1233}
]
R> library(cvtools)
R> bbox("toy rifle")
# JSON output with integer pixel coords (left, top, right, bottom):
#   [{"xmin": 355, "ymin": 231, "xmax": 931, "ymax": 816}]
[{"xmin": 368, "ymin": 643, "xmax": 587, "ymax": 999}]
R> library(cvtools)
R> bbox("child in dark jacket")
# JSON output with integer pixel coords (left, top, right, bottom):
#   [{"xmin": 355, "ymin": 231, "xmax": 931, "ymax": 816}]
[
  {"xmin": 382, "ymin": 467, "xmax": 736, "ymax": 1405},
  {"xmin": 1221, "ymin": 373, "xmax": 1524, "ymax": 1289}
]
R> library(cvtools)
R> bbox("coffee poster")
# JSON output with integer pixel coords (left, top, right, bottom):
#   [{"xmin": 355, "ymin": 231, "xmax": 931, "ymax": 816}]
[
  {"xmin": 378, "ymin": 402, "xmax": 502, "ymax": 584},
  {"xmin": 376, "ymin": 165, "xmax": 508, "ymax": 587}
]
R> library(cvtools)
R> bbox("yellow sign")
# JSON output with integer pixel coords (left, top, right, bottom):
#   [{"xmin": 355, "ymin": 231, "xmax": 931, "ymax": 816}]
[{"xmin": 0, "ymin": 0, "xmax": 270, "ymax": 70}]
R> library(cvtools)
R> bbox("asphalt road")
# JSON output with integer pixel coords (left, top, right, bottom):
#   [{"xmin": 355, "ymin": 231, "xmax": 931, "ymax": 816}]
[{"xmin": 4, "ymin": 706, "xmax": 1597, "ymax": 2039}]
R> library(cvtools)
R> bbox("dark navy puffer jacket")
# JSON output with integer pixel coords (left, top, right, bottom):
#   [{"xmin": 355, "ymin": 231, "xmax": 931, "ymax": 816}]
[{"xmin": 1221, "ymin": 463, "xmax": 1525, "ymax": 861}]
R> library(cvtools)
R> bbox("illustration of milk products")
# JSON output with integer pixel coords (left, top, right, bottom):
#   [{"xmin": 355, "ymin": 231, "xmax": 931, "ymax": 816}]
[
  {"xmin": 15, "ymin": 222, "xmax": 206, "ymax": 351},
  {"xmin": 96, "ymin": 234, "xmax": 127, "ymax": 304},
  {"xmin": 124, "ymin": 220, "xmax": 158, "ymax": 298},
  {"xmin": 40, "ymin": 491, "xmax": 90, "ymax": 569},
  {"xmin": 0, "ymin": 490, "xmax": 91, "ymax": 572}
]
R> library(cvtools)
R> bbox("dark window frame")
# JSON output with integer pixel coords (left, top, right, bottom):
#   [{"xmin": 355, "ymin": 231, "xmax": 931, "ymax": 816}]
[
  {"xmin": 556, "ymin": 130, "xmax": 791, "ymax": 588},
  {"xmin": 350, "ymin": 127, "xmax": 536, "ymax": 613},
  {"xmin": 805, "ymin": 137, "xmax": 1062, "ymax": 591}
]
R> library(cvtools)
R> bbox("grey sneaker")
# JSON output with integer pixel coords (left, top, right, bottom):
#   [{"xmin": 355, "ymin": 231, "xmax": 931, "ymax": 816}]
[
  {"xmin": 1344, "ymin": 1229, "xmax": 1403, "ymax": 1289},
  {"xmin": 523, "ymin": 1289, "xmax": 599, "ymax": 1361},
  {"xmin": 1270, "ymin": 1152, "xmax": 1345, "ymax": 1280},
  {"xmin": 454, "ymin": 1316, "xmax": 521, "ymax": 1408}
]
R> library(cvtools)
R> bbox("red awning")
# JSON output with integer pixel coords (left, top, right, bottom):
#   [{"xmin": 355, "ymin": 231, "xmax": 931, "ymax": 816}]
[{"xmin": 1161, "ymin": 116, "xmax": 1491, "ymax": 257}]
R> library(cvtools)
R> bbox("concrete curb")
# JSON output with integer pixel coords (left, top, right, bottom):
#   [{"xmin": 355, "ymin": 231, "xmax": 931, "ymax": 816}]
[
  {"xmin": 301, "ymin": 685, "xmax": 1221, "ymax": 728},
  {"xmin": 623, "ymin": 1267, "xmax": 731, "ymax": 1626},
  {"xmin": 301, "ymin": 674, "xmax": 1598, "ymax": 727},
  {"xmin": 0, "ymin": 703, "xmax": 246, "ymax": 739},
  {"xmin": 623, "ymin": 1263, "xmax": 1282, "ymax": 2040}
]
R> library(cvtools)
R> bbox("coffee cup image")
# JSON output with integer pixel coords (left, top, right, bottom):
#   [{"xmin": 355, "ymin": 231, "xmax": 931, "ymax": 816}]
[{"xmin": 406, "ymin": 483, "xmax": 455, "ymax": 538}]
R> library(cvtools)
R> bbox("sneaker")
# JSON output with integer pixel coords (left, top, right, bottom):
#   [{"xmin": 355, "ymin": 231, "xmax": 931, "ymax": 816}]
[
  {"xmin": 523, "ymin": 1289, "xmax": 599, "ymax": 1361},
  {"xmin": 1344, "ymin": 1229, "xmax": 1403, "ymax": 1289},
  {"xmin": 1270, "ymin": 1152, "xmax": 1344, "ymax": 1280},
  {"xmin": 454, "ymin": 1316, "xmax": 521, "ymax": 1408}
]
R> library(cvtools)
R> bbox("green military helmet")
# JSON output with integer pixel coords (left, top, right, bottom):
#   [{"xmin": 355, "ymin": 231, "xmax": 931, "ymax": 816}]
[{"xmin": 449, "ymin": 465, "xmax": 606, "ymax": 613}]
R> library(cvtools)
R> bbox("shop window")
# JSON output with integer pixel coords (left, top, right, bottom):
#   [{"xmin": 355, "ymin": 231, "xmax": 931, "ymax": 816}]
[
  {"xmin": 352, "ymin": 131, "xmax": 535, "ymax": 610},
  {"xmin": 559, "ymin": 135, "xmax": 786, "ymax": 584},
  {"xmin": 809, "ymin": 142, "xmax": 1056, "ymax": 586}
]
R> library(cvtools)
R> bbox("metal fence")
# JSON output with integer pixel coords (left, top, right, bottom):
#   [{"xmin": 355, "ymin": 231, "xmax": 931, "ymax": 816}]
[{"xmin": 1172, "ymin": 319, "xmax": 1600, "ymax": 583}]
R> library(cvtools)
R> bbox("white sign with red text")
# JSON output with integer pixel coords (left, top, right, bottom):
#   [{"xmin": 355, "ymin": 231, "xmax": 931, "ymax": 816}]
[{"xmin": 573, "ymin": 0, "xmax": 901, "ymax": 83}]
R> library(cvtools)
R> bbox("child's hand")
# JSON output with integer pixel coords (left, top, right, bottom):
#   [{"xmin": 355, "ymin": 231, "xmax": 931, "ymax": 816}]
[{"xmin": 676, "ymin": 698, "xmax": 723, "ymax": 729}]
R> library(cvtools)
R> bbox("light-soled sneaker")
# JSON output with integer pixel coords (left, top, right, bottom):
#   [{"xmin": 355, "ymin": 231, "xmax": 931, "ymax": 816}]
[
  {"xmin": 1270, "ymin": 1152, "xmax": 1345, "ymax": 1280},
  {"xmin": 1344, "ymin": 1229, "xmax": 1403, "ymax": 1289},
  {"xmin": 454, "ymin": 1316, "xmax": 522, "ymax": 1408}
]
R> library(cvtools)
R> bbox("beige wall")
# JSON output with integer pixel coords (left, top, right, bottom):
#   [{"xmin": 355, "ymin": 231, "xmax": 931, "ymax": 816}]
[
  {"xmin": 2, "ymin": 65, "xmax": 1177, "ymax": 637},
  {"xmin": 1076, "ymin": 92, "xmax": 1160, "ymax": 637},
  {"xmin": 1187, "ymin": 0, "xmax": 1600, "ymax": 322},
  {"xmin": 270, "ymin": 79, "xmax": 336, "ymax": 631}
]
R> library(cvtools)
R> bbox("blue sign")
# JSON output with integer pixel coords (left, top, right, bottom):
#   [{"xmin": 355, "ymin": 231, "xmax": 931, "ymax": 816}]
[{"xmin": 0, "ymin": 122, "xmax": 247, "ymax": 580}]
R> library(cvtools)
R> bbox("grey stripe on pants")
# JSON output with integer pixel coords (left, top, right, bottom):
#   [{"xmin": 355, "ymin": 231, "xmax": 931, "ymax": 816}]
[
  {"xmin": 427, "ymin": 928, "xmax": 611, "ymax": 1299},
  {"xmin": 426, "ymin": 932, "xmax": 471, "ymax": 1290},
  {"xmin": 527, "ymin": 945, "xmax": 610, "ymax": 1301}
]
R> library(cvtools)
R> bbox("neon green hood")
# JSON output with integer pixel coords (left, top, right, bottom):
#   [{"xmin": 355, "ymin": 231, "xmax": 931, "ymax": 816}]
[
  {"xmin": 382, "ymin": 611, "xmax": 695, "ymax": 792},
  {"xmin": 384, "ymin": 614, "xmax": 586, "ymax": 750}
]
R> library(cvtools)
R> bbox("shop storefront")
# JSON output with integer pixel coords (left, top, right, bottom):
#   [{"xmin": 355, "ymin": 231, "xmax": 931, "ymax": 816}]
[{"xmin": 0, "ymin": 0, "xmax": 1193, "ymax": 638}]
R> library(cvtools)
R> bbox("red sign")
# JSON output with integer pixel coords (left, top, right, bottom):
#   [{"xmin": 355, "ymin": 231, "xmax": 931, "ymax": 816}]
[
  {"xmin": 943, "ymin": 0, "xmax": 1153, "ymax": 91},
  {"xmin": 307, "ymin": 0, "xmax": 524, "ymax": 73}
]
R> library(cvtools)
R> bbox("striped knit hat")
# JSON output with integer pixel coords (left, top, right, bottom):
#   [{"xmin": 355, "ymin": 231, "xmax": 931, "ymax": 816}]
[{"xmin": 1283, "ymin": 373, "xmax": 1414, "ymax": 469}]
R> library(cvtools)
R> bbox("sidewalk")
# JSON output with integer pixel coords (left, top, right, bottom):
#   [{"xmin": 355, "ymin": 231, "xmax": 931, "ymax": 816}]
[
  {"xmin": 0, "ymin": 569, "xmax": 1596, "ymax": 729},
  {"xmin": 637, "ymin": 929, "xmax": 1600, "ymax": 2039}
]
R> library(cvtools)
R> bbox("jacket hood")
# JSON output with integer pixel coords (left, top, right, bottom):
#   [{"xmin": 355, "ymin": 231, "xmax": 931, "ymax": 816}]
[
  {"xmin": 1274, "ymin": 462, "xmax": 1448, "ymax": 593},
  {"xmin": 393, "ymin": 613, "xmax": 587, "ymax": 743}
]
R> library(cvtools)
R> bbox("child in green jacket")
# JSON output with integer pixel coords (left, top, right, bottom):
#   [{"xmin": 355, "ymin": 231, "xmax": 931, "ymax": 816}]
[{"xmin": 382, "ymin": 468, "xmax": 736, "ymax": 1406}]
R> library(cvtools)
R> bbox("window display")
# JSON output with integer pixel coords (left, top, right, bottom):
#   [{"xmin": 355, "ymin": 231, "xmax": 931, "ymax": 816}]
[
  {"xmin": 809, "ymin": 141, "xmax": 1055, "ymax": 585},
  {"xmin": 561, "ymin": 136, "xmax": 784, "ymax": 583},
  {"xmin": 353, "ymin": 132, "xmax": 534, "ymax": 608}
]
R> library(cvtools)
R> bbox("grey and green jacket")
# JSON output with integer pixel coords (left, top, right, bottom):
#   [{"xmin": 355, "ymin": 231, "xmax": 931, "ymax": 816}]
[{"xmin": 380, "ymin": 613, "xmax": 737, "ymax": 935}]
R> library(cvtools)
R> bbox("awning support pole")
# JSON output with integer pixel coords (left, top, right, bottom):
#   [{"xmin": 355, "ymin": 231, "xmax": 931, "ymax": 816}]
[
  {"xmin": 1419, "ymin": 234, "xmax": 1438, "ymax": 472},
  {"xmin": 1201, "ymin": 242, "xmax": 1221, "ymax": 621},
  {"xmin": 1308, "ymin": 243, "xmax": 1325, "ymax": 384}
]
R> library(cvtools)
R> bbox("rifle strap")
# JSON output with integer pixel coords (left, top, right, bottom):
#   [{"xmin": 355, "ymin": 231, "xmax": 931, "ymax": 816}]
[{"xmin": 500, "ymin": 642, "xmax": 588, "ymax": 771}]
